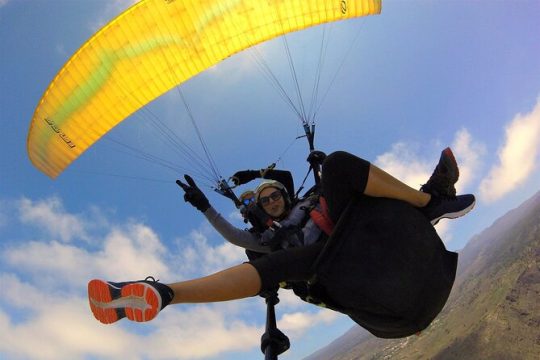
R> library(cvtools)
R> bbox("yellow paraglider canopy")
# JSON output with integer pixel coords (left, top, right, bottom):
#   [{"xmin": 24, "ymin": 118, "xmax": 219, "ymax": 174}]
[{"xmin": 27, "ymin": 0, "xmax": 381, "ymax": 178}]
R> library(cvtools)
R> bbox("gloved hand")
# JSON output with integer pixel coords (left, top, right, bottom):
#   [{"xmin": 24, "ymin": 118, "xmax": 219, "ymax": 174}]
[
  {"xmin": 307, "ymin": 150, "xmax": 327, "ymax": 166},
  {"xmin": 230, "ymin": 170, "xmax": 259, "ymax": 186},
  {"xmin": 245, "ymin": 204, "xmax": 273, "ymax": 232},
  {"xmin": 261, "ymin": 225, "xmax": 304, "ymax": 251},
  {"xmin": 176, "ymin": 175, "xmax": 210, "ymax": 212}
]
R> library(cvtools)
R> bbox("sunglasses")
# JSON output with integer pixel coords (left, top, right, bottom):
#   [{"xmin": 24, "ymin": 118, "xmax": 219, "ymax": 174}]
[
  {"xmin": 258, "ymin": 190, "xmax": 282, "ymax": 206},
  {"xmin": 239, "ymin": 191, "xmax": 255, "ymax": 206}
]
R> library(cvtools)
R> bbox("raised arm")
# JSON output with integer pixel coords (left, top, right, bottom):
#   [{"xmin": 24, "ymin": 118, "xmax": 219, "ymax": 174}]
[{"xmin": 176, "ymin": 175, "xmax": 270, "ymax": 253}]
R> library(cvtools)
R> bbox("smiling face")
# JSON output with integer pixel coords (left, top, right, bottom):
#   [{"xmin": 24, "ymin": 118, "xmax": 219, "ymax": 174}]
[{"xmin": 258, "ymin": 187, "xmax": 286, "ymax": 219}]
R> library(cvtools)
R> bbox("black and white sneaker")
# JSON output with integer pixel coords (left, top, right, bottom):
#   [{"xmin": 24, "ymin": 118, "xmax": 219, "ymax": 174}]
[
  {"xmin": 421, "ymin": 194, "xmax": 476, "ymax": 225},
  {"xmin": 88, "ymin": 276, "xmax": 174, "ymax": 324},
  {"xmin": 421, "ymin": 147, "xmax": 459, "ymax": 197}
]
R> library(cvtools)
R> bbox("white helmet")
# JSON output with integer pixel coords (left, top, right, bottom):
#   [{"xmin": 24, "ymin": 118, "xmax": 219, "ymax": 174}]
[{"xmin": 254, "ymin": 180, "xmax": 290, "ymax": 207}]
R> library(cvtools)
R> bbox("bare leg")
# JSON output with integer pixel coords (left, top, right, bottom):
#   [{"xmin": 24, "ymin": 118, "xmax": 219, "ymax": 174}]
[
  {"xmin": 168, "ymin": 263, "xmax": 262, "ymax": 304},
  {"xmin": 364, "ymin": 164, "xmax": 431, "ymax": 207}
]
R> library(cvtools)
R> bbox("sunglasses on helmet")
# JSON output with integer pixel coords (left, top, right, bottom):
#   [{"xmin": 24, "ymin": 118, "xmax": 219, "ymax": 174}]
[{"xmin": 258, "ymin": 190, "xmax": 282, "ymax": 206}]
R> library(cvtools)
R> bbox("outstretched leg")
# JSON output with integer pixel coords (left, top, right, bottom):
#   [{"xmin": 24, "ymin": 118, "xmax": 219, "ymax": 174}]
[
  {"xmin": 88, "ymin": 242, "xmax": 327, "ymax": 325},
  {"xmin": 168, "ymin": 263, "xmax": 261, "ymax": 304},
  {"xmin": 88, "ymin": 264, "xmax": 263, "ymax": 324}
]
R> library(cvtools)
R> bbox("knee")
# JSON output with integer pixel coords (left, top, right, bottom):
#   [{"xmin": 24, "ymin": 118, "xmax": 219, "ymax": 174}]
[
  {"xmin": 323, "ymin": 151, "xmax": 369, "ymax": 176},
  {"xmin": 322, "ymin": 151, "xmax": 371, "ymax": 192},
  {"xmin": 322, "ymin": 151, "xmax": 350, "ymax": 174}
]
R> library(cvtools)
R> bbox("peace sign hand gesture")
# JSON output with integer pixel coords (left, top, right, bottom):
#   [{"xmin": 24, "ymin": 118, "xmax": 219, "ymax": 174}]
[{"xmin": 176, "ymin": 175, "xmax": 210, "ymax": 212}]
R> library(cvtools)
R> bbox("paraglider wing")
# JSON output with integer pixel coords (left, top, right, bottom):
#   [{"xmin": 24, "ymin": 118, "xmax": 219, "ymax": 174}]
[{"xmin": 27, "ymin": 0, "xmax": 382, "ymax": 178}]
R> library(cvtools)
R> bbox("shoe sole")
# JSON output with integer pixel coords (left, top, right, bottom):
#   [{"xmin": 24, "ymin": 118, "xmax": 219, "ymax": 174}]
[
  {"xmin": 431, "ymin": 198, "xmax": 476, "ymax": 225},
  {"xmin": 88, "ymin": 279, "xmax": 161, "ymax": 324}
]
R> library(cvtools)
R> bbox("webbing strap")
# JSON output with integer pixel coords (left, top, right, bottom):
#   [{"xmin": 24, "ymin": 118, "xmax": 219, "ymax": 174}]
[{"xmin": 309, "ymin": 196, "xmax": 335, "ymax": 236}]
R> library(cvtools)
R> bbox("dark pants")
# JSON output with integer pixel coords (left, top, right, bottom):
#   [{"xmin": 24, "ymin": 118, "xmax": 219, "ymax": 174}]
[{"xmin": 249, "ymin": 151, "xmax": 370, "ymax": 292}]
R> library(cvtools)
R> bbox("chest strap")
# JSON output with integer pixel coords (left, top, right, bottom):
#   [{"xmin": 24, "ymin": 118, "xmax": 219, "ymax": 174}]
[{"xmin": 309, "ymin": 196, "xmax": 335, "ymax": 236}]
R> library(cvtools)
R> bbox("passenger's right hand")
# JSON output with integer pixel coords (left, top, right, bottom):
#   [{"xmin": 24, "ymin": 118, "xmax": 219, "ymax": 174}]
[{"xmin": 176, "ymin": 175, "xmax": 210, "ymax": 212}]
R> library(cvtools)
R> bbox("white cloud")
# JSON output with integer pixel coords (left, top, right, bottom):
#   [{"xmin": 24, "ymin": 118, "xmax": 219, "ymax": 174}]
[
  {"xmin": 0, "ymin": 260, "xmax": 318, "ymax": 360},
  {"xmin": 0, "ymin": 274, "xmax": 136, "ymax": 360},
  {"xmin": 275, "ymin": 288, "xmax": 311, "ymax": 309},
  {"xmin": 0, "ymin": 0, "xmax": 10, "ymax": 8},
  {"xmin": 479, "ymin": 98, "xmax": 540, "ymax": 203},
  {"xmin": 0, "ymin": 200, "xmax": 8, "ymax": 230},
  {"xmin": 0, "ymin": 274, "xmax": 50, "ymax": 310},
  {"xmin": 375, "ymin": 131, "xmax": 485, "ymax": 193},
  {"xmin": 1, "ymin": 196, "xmax": 337, "ymax": 359},
  {"xmin": 279, "ymin": 309, "xmax": 339, "ymax": 338},
  {"xmin": 97, "ymin": 224, "xmax": 170, "ymax": 279},
  {"xmin": 3, "ymin": 225, "xmax": 170, "ymax": 289},
  {"xmin": 433, "ymin": 221, "xmax": 453, "ymax": 244},
  {"xmin": 228, "ymin": 209, "xmax": 246, "ymax": 223},
  {"xmin": 146, "ymin": 305, "xmax": 262, "ymax": 359},
  {"xmin": 4, "ymin": 241, "xmax": 94, "ymax": 287},
  {"xmin": 374, "ymin": 143, "xmax": 451, "ymax": 239},
  {"xmin": 173, "ymin": 226, "xmax": 247, "ymax": 277},
  {"xmin": 451, "ymin": 128, "xmax": 486, "ymax": 193},
  {"xmin": 17, "ymin": 197, "xmax": 89, "ymax": 242},
  {"xmin": 374, "ymin": 142, "xmax": 432, "ymax": 189},
  {"xmin": 373, "ymin": 132, "xmax": 486, "ymax": 243},
  {"xmin": 0, "ymin": 274, "xmax": 264, "ymax": 360}
]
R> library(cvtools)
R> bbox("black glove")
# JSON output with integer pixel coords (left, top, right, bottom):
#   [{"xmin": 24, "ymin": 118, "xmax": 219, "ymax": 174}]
[
  {"xmin": 245, "ymin": 204, "xmax": 273, "ymax": 232},
  {"xmin": 261, "ymin": 225, "xmax": 304, "ymax": 251},
  {"xmin": 230, "ymin": 170, "xmax": 259, "ymax": 186},
  {"xmin": 307, "ymin": 150, "xmax": 327, "ymax": 166},
  {"xmin": 176, "ymin": 175, "xmax": 210, "ymax": 212}
]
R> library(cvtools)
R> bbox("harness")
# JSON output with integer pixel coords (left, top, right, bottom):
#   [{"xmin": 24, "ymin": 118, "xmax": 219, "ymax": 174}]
[
  {"xmin": 308, "ymin": 196, "xmax": 335, "ymax": 236},
  {"xmin": 249, "ymin": 193, "xmax": 335, "ymax": 251}
]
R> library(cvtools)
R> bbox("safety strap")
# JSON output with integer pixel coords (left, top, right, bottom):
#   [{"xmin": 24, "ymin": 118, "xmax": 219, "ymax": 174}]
[{"xmin": 309, "ymin": 196, "xmax": 335, "ymax": 236}]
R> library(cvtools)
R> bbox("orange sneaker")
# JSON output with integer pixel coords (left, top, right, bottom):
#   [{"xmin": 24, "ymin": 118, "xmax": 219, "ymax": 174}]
[{"xmin": 88, "ymin": 276, "xmax": 174, "ymax": 324}]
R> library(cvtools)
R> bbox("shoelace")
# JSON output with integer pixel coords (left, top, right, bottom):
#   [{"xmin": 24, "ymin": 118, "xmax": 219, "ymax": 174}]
[{"xmin": 422, "ymin": 168, "xmax": 456, "ymax": 196}]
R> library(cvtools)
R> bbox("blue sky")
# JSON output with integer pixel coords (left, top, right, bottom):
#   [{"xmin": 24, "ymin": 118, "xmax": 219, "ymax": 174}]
[{"xmin": 1, "ymin": 1, "xmax": 540, "ymax": 359}]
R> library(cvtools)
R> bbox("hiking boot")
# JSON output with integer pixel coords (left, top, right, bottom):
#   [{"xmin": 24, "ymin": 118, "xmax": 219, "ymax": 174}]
[
  {"xmin": 421, "ymin": 194, "xmax": 476, "ymax": 225},
  {"xmin": 421, "ymin": 147, "xmax": 459, "ymax": 197},
  {"xmin": 88, "ymin": 276, "xmax": 174, "ymax": 324}
]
